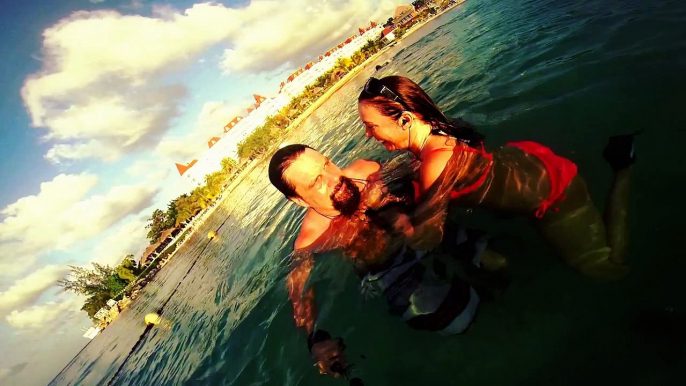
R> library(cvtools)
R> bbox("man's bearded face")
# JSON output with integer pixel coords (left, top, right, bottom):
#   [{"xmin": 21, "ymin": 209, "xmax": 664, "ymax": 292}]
[{"xmin": 331, "ymin": 176, "xmax": 361, "ymax": 216}]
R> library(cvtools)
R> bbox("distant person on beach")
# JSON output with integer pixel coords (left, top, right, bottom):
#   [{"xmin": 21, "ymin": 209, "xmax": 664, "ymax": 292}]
[
  {"xmin": 357, "ymin": 75, "xmax": 637, "ymax": 281},
  {"xmin": 375, "ymin": 60, "xmax": 390, "ymax": 71},
  {"xmin": 268, "ymin": 145, "xmax": 505, "ymax": 378}
]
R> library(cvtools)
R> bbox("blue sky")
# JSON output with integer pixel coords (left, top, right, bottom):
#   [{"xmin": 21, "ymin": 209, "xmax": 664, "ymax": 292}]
[{"xmin": 0, "ymin": 0, "xmax": 403, "ymax": 384}]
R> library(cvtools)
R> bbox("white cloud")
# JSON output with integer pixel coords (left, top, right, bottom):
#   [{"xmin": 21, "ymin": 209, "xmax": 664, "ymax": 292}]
[
  {"xmin": 6, "ymin": 297, "xmax": 82, "ymax": 330},
  {"xmin": 219, "ymin": 0, "xmax": 402, "ymax": 73},
  {"xmin": 22, "ymin": 3, "xmax": 238, "ymax": 163},
  {"xmin": 37, "ymin": 85, "xmax": 186, "ymax": 164},
  {"xmin": 23, "ymin": 5, "xmax": 239, "ymax": 122},
  {"xmin": 0, "ymin": 266, "xmax": 69, "ymax": 315},
  {"xmin": 45, "ymin": 140, "xmax": 121, "ymax": 164},
  {"xmin": 22, "ymin": 1, "xmax": 402, "ymax": 163},
  {"xmin": 89, "ymin": 0, "xmax": 105, "ymax": 4},
  {"xmin": 0, "ymin": 174, "xmax": 160, "ymax": 276}
]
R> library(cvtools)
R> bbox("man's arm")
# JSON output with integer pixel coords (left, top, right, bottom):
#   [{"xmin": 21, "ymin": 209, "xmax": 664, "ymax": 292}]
[
  {"xmin": 286, "ymin": 249, "xmax": 316, "ymax": 334},
  {"xmin": 289, "ymin": 215, "xmax": 350, "ymax": 377},
  {"xmin": 287, "ymin": 213, "xmax": 327, "ymax": 334},
  {"xmin": 348, "ymin": 159, "xmax": 381, "ymax": 176}
]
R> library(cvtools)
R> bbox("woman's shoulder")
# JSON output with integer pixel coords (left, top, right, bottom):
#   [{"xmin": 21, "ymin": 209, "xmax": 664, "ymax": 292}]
[
  {"xmin": 419, "ymin": 139, "xmax": 457, "ymax": 194},
  {"xmin": 421, "ymin": 136, "xmax": 460, "ymax": 165}
]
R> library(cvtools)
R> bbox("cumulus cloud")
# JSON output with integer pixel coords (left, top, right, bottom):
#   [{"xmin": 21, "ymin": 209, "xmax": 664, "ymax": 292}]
[
  {"xmin": 22, "ymin": 3, "xmax": 238, "ymax": 163},
  {"xmin": 38, "ymin": 85, "xmax": 186, "ymax": 164},
  {"xmin": 0, "ymin": 174, "xmax": 160, "ymax": 276},
  {"xmin": 0, "ymin": 266, "xmax": 69, "ymax": 315},
  {"xmin": 23, "ymin": 5, "xmax": 238, "ymax": 121},
  {"xmin": 6, "ymin": 297, "xmax": 82, "ymax": 330},
  {"xmin": 219, "ymin": 0, "xmax": 401, "ymax": 74},
  {"xmin": 22, "ymin": 1, "xmax": 402, "ymax": 164},
  {"xmin": 45, "ymin": 140, "xmax": 122, "ymax": 164}
]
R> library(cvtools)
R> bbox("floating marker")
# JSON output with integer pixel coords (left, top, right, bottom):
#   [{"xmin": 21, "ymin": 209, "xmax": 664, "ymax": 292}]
[{"xmin": 144, "ymin": 313, "xmax": 161, "ymax": 326}]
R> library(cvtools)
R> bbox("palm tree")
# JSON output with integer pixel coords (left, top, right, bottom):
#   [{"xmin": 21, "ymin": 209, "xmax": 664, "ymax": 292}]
[
  {"xmin": 351, "ymin": 51, "xmax": 365, "ymax": 66},
  {"xmin": 191, "ymin": 186, "xmax": 213, "ymax": 210},
  {"xmin": 314, "ymin": 73, "xmax": 328, "ymax": 88},
  {"xmin": 361, "ymin": 39, "xmax": 383, "ymax": 59},
  {"xmin": 331, "ymin": 57, "xmax": 354, "ymax": 80},
  {"xmin": 220, "ymin": 157, "xmax": 238, "ymax": 175},
  {"xmin": 270, "ymin": 113, "xmax": 290, "ymax": 128},
  {"xmin": 174, "ymin": 195, "xmax": 201, "ymax": 226}
]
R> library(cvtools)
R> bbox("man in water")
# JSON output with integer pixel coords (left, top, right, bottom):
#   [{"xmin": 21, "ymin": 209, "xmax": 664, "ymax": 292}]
[{"xmin": 268, "ymin": 144, "xmax": 502, "ymax": 377}]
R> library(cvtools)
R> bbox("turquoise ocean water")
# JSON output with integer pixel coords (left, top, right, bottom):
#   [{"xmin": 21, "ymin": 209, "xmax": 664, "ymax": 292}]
[{"xmin": 51, "ymin": 0, "xmax": 686, "ymax": 384}]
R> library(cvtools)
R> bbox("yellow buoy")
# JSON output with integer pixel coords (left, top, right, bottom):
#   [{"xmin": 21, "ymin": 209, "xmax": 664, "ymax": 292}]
[
  {"xmin": 207, "ymin": 231, "xmax": 217, "ymax": 240},
  {"xmin": 145, "ymin": 313, "xmax": 161, "ymax": 326}
]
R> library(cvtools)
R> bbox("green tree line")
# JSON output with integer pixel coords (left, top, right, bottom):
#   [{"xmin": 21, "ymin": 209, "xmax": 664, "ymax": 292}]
[
  {"xmin": 146, "ymin": 157, "xmax": 239, "ymax": 244},
  {"xmin": 58, "ymin": 255, "xmax": 142, "ymax": 320}
]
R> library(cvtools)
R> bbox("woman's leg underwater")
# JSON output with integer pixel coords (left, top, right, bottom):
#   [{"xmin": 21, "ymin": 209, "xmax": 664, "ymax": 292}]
[
  {"xmin": 602, "ymin": 133, "xmax": 638, "ymax": 265},
  {"xmin": 534, "ymin": 176, "xmax": 628, "ymax": 280},
  {"xmin": 534, "ymin": 134, "xmax": 636, "ymax": 280}
]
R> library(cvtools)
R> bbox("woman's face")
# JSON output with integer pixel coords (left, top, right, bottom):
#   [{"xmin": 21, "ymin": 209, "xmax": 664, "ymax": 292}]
[{"xmin": 358, "ymin": 102, "xmax": 408, "ymax": 152}]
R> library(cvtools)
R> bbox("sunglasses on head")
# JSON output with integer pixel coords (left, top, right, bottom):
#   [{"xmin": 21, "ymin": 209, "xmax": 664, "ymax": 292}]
[{"xmin": 363, "ymin": 77, "xmax": 402, "ymax": 103}]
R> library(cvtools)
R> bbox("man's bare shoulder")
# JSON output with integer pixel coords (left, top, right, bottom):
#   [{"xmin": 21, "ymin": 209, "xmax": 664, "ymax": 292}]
[
  {"xmin": 294, "ymin": 210, "xmax": 331, "ymax": 250},
  {"xmin": 345, "ymin": 159, "xmax": 380, "ymax": 179}
]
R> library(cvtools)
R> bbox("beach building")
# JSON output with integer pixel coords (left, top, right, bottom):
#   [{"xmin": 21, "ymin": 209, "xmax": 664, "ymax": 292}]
[
  {"xmin": 381, "ymin": 26, "xmax": 396, "ymax": 41},
  {"xmin": 280, "ymin": 22, "xmax": 382, "ymax": 101},
  {"xmin": 82, "ymin": 326, "xmax": 102, "ymax": 339},
  {"xmin": 393, "ymin": 4, "xmax": 419, "ymax": 27},
  {"xmin": 178, "ymin": 93, "xmax": 290, "ymax": 185},
  {"xmin": 93, "ymin": 307, "xmax": 109, "ymax": 321},
  {"xmin": 139, "ymin": 228, "xmax": 181, "ymax": 267},
  {"xmin": 223, "ymin": 116, "xmax": 242, "ymax": 133}
]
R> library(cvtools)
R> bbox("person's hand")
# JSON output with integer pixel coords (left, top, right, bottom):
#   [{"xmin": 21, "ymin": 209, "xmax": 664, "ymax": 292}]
[
  {"xmin": 392, "ymin": 213, "xmax": 415, "ymax": 239},
  {"xmin": 362, "ymin": 179, "xmax": 389, "ymax": 210},
  {"xmin": 308, "ymin": 330, "xmax": 350, "ymax": 378},
  {"xmin": 375, "ymin": 210, "xmax": 415, "ymax": 240}
]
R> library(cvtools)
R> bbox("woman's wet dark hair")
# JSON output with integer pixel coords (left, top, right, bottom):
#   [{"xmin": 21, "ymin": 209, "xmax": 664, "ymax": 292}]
[
  {"xmin": 269, "ymin": 144, "xmax": 312, "ymax": 199},
  {"xmin": 358, "ymin": 76, "xmax": 484, "ymax": 147}
]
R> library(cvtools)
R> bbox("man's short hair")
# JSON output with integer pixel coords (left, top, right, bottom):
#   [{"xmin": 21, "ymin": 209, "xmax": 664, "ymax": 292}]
[{"xmin": 268, "ymin": 144, "xmax": 313, "ymax": 199}]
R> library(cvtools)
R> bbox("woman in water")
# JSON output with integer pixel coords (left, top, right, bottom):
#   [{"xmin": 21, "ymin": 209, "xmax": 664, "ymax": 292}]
[{"xmin": 357, "ymin": 76, "xmax": 636, "ymax": 280}]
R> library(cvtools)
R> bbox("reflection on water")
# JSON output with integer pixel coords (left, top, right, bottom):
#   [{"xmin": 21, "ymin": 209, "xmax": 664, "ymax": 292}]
[{"xmin": 52, "ymin": 0, "xmax": 686, "ymax": 385}]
